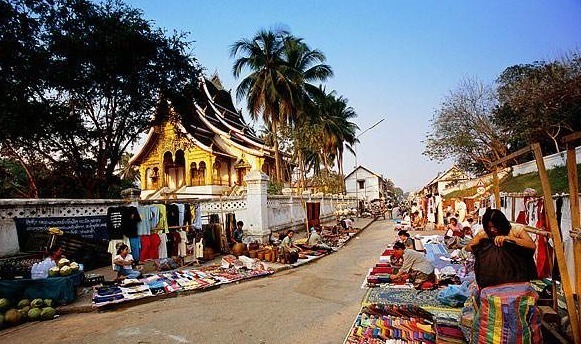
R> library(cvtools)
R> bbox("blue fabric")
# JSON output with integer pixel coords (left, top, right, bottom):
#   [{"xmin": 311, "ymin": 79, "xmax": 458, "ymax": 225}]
[
  {"xmin": 117, "ymin": 266, "xmax": 140, "ymax": 279},
  {"xmin": 0, "ymin": 271, "xmax": 83, "ymax": 305},
  {"xmin": 129, "ymin": 237, "xmax": 141, "ymax": 262}
]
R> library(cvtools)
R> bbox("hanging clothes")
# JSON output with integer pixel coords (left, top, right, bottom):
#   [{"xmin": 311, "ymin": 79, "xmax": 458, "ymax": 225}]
[
  {"xmin": 128, "ymin": 237, "xmax": 141, "ymax": 262},
  {"xmin": 166, "ymin": 204, "xmax": 180, "ymax": 228},
  {"xmin": 170, "ymin": 230, "xmax": 181, "ymax": 257},
  {"xmin": 136, "ymin": 205, "xmax": 154, "ymax": 236},
  {"xmin": 121, "ymin": 206, "xmax": 141, "ymax": 239},
  {"xmin": 195, "ymin": 238, "xmax": 204, "ymax": 259},
  {"xmin": 176, "ymin": 203, "xmax": 185, "ymax": 226},
  {"xmin": 184, "ymin": 203, "xmax": 192, "ymax": 227},
  {"xmin": 193, "ymin": 204, "xmax": 202, "ymax": 230},
  {"xmin": 154, "ymin": 204, "xmax": 168, "ymax": 232},
  {"xmin": 559, "ymin": 197, "xmax": 577, "ymax": 293},
  {"xmin": 158, "ymin": 233, "xmax": 168, "ymax": 259},
  {"xmin": 177, "ymin": 230, "xmax": 187, "ymax": 257},
  {"xmin": 534, "ymin": 199, "xmax": 551, "ymax": 278},
  {"xmin": 106, "ymin": 207, "xmax": 124, "ymax": 240}
]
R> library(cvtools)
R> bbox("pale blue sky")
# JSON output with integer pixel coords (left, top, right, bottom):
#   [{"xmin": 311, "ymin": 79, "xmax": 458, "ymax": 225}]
[{"xmin": 123, "ymin": 0, "xmax": 581, "ymax": 192}]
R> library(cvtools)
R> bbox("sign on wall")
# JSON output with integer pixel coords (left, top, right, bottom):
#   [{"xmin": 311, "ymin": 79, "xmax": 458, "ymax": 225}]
[{"xmin": 14, "ymin": 216, "xmax": 109, "ymax": 248}]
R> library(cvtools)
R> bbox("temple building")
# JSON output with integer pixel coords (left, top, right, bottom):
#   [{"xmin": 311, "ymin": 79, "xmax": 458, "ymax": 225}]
[{"xmin": 129, "ymin": 76, "xmax": 283, "ymax": 199}]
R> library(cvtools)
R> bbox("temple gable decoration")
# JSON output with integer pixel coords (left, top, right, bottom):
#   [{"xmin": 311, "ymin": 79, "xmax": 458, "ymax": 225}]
[{"xmin": 129, "ymin": 76, "xmax": 280, "ymax": 199}]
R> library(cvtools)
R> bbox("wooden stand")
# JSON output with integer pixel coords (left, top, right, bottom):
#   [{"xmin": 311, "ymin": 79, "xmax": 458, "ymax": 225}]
[
  {"xmin": 489, "ymin": 140, "xmax": 580, "ymax": 344},
  {"xmin": 532, "ymin": 143, "xmax": 580, "ymax": 344}
]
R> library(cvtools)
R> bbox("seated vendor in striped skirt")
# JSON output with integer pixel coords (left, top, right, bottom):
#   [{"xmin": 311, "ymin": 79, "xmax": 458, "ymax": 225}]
[{"xmin": 389, "ymin": 241, "xmax": 435, "ymax": 288}]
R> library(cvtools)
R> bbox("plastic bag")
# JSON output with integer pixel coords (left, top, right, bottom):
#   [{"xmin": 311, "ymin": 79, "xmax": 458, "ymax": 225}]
[{"xmin": 437, "ymin": 281, "xmax": 471, "ymax": 307}]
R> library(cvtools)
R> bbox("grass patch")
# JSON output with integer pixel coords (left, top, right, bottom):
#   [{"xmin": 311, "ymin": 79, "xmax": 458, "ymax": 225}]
[
  {"xmin": 442, "ymin": 164, "xmax": 581, "ymax": 198},
  {"xmin": 500, "ymin": 164, "xmax": 581, "ymax": 194}
]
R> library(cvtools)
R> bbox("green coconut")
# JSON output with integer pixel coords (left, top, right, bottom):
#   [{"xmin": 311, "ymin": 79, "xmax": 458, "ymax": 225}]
[
  {"xmin": 19, "ymin": 308, "xmax": 28, "ymax": 321},
  {"xmin": 57, "ymin": 258, "xmax": 70, "ymax": 268},
  {"xmin": 40, "ymin": 307, "xmax": 56, "ymax": 320},
  {"xmin": 17, "ymin": 299, "xmax": 30, "ymax": 309},
  {"xmin": 69, "ymin": 262, "xmax": 79, "ymax": 272},
  {"xmin": 30, "ymin": 298, "xmax": 44, "ymax": 308},
  {"xmin": 0, "ymin": 298, "xmax": 10, "ymax": 312},
  {"xmin": 27, "ymin": 308, "xmax": 42, "ymax": 321},
  {"xmin": 43, "ymin": 299, "xmax": 53, "ymax": 308},
  {"xmin": 59, "ymin": 265, "xmax": 72, "ymax": 276},
  {"xmin": 48, "ymin": 266, "xmax": 60, "ymax": 277},
  {"xmin": 4, "ymin": 309, "xmax": 22, "ymax": 326}
]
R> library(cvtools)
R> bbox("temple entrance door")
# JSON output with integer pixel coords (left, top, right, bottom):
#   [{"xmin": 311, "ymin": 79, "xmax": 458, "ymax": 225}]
[
  {"xmin": 166, "ymin": 167, "xmax": 184, "ymax": 189},
  {"xmin": 236, "ymin": 167, "xmax": 247, "ymax": 186}
]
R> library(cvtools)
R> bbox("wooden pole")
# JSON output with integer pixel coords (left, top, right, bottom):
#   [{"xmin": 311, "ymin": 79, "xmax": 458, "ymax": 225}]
[
  {"xmin": 566, "ymin": 146, "xmax": 581, "ymax": 322},
  {"xmin": 532, "ymin": 143, "xmax": 581, "ymax": 344},
  {"xmin": 492, "ymin": 167, "xmax": 501, "ymax": 209}
]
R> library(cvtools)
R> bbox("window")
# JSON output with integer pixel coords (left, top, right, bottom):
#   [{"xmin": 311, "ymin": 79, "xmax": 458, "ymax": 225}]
[{"xmin": 358, "ymin": 180, "xmax": 365, "ymax": 190}]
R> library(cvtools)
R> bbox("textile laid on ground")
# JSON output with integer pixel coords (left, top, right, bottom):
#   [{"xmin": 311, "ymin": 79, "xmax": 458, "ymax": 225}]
[
  {"xmin": 471, "ymin": 282, "xmax": 542, "ymax": 344},
  {"xmin": 345, "ymin": 304, "xmax": 436, "ymax": 344},
  {"xmin": 92, "ymin": 263, "xmax": 273, "ymax": 307},
  {"xmin": 363, "ymin": 288, "xmax": 447, "ymax": 309}
]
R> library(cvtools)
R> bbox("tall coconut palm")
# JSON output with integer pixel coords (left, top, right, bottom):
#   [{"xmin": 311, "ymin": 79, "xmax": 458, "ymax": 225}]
[
  {"xmin": 230, "ymin": 29, "xmax": 298, "ymax": 182},
  {"xmin": 282, "ymin": 37, "xmax": 333, "ymax": 188},
  {"xmin": 314, "ymin": 88, "xmax": 358, "ymax": 175}
]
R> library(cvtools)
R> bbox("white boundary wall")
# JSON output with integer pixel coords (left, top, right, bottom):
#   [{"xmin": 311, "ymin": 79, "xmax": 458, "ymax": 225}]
[
  {"xmin": 0, "ymin": 171, "xmax": 356, "ymax": 256},
  {"xmin": 512, "ymin": 146, "xmax": 581, "ymax": 176}
]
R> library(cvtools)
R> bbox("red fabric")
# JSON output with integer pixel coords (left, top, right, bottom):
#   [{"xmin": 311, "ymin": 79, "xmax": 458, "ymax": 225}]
[
  {"xmin": 149, "ymin": 234, "xmax": 160, "ymax": 259},
  {"xmin": 515, "ymin": 210, "xmax": 528, "ymax": 225},
  {"xmin": 535, "ymin": 200, "xmax": 551, "ymax": 278},
  {"xmin": 140, "ymin": 235, "xmax": 151, "ymax": 260}
]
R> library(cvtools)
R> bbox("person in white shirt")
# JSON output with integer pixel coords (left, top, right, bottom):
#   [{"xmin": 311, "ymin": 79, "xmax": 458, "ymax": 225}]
[{"xmin": 113, "ymin": 244, "xmax": 141, "ymax": 279}]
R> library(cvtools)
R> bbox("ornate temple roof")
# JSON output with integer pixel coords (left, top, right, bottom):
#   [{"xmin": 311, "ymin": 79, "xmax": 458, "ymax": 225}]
[{"xmin": 130, "ymin": 76, "xmax": 275, "ymax": 166}]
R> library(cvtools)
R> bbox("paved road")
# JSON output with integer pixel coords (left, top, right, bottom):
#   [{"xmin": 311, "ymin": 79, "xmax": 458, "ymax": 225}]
[{"xmin": 1, "ymin": 219, "xmax": 396, "ymax": 344}]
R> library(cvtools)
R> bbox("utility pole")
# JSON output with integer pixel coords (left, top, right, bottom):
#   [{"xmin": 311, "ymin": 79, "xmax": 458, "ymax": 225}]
[{"xmin": 353, "ymin": 117, "xmax": 386, "ymax": 215}]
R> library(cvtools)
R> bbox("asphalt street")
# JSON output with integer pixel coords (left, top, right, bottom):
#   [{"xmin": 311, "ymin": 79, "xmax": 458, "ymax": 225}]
[{"xmin": 0, "ymin": 219, "xmax": 397, "ymax": 344}]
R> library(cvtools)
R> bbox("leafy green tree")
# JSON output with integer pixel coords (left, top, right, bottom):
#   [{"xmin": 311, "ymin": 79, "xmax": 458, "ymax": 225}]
[
  {"xmin": 495, "ymin": 53, "xmax": 581, "ymax": 153},
  {"xmin": 0, "ymin": 0, "xmax": 201, "ymax": 198},
  {"xmin": 424, "ymin": 77, "xmax": 509, "ymax": 174}
]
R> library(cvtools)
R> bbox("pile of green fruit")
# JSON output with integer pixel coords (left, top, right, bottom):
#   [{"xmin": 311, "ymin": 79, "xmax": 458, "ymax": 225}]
[
  {"xmin": 0, "ymin": 297, "xmax": 57, "ymax": 329},
  {"xmin": 48, "ymin": 258, "xmax": 80, "ymax": 277}
]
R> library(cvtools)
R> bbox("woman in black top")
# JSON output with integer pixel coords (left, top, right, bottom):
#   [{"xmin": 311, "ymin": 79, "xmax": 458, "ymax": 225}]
[{"xmin": 465, "ymin": 208, "xmax": 537, "ymax": 288}]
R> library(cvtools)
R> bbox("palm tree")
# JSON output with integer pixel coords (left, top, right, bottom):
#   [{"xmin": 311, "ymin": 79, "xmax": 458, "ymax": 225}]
[
  {"xmin": 281, "ymin": 37, "xmax": 333, "ymax": 189},
  {"xmin": 230, "ymin": 29, "xmax": 298, "ymax": 182},
  {"xmin": 314, "ymin": 88, "xmax": 358, "ymax": 175}
]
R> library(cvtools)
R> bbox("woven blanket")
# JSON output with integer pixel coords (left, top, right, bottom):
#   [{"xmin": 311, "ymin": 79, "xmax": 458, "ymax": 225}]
[{"xmin": 363, "ymin": 288, "xmax": 455, "ymax": 309}]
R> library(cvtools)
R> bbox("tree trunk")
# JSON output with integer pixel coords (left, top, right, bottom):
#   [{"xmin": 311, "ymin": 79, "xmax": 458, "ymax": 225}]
[
  {"xmin": 5, "ymin": 144, "xmax": 39, "ymax": 198},
  {"xmin": 272, "ymin": 120, "xmax": 282, "ymax": 183},
  {"xmin": 298, "ymin": 149, "xmax": 305, "ymax": 192}
]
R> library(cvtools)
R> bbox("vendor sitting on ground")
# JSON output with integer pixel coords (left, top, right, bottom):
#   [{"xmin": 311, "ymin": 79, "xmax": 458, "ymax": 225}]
[
  {"xmin": 444, "ymin": 217, "xmax": 465, "ymax": 248},
  {"xmin": 340, "ymin": 217, "xmax": 354, "ymax": 230},
  {"xmin": 411, "ymin": 211, "xmax": 423, "ymax": 228},
  {"xmin": 280, "ymin": 230, "xmax": 302, "ymax": 263},
  {"xmin": 113, "ymin": 244, "xmax": 141, "ymax": 280},
  {"xmin": 397, "ymin": 230, "xmax": 414, "ymax": 249},
  {"xmin": 307, "ymin": 226, "xmax": 333, "ymax": 251},
  {"xmin": 231, "ymin": 220, "xmax": 244, "ymax": 245},
  {"xmin": 45, "ymin": 245, "xmax": 66, "ymax": 268},
  {"xmin": 389, "ymin": 242, "xmax": 435, "ymax": 288}
]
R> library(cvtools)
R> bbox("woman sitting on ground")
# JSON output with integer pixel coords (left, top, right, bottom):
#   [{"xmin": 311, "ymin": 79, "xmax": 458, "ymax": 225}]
[
  {"xmin": 444, "ymin": 217, "xmax": 464, "ymax": 248},
  {"xmin": 113, "ymin": 244, "xmax": 142, "ymax": 280},
  {"xmin": 280, "ymin": 230, "xmax": 302, "ymax": 263}
]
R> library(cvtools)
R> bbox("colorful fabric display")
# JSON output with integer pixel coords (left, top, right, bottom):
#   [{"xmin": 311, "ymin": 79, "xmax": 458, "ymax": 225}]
[{"xmin": 472, "ymin": 282, "xmax": 542, "ymax": 344}]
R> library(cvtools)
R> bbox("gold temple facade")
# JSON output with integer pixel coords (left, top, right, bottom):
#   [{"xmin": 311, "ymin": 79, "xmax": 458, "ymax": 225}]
[{"xmin": 130, "ymin": 76, "xmax": 278, "ymax": 199}]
